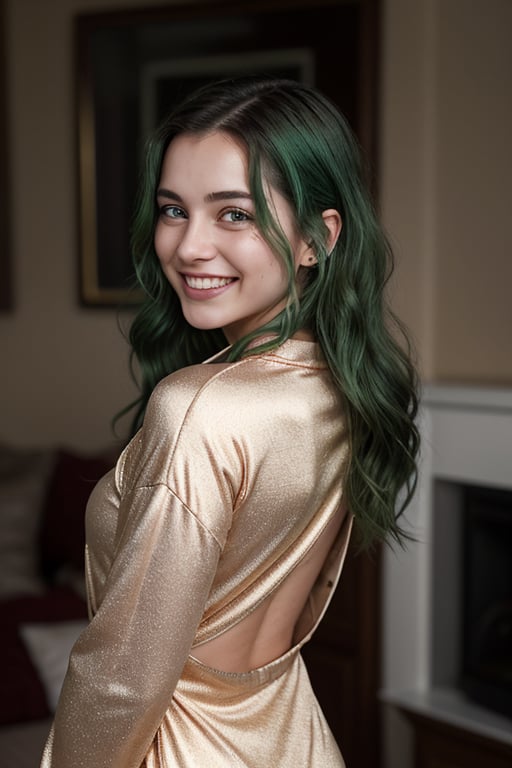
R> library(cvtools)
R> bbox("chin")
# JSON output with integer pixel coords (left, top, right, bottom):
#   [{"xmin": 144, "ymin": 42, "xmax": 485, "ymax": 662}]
[{"xmin": 184, "ymin": 316, "xmax": 222, "ymax": 332}]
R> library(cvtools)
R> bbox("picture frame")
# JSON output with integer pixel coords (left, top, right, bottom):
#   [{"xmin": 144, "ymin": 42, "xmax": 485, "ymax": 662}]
[
  {"xmin": 0, "ymin": 0, "xmax": 12, "ymax": 311},
  {"xmin": 75, "ymin": 0, "xmax": 376, "ymax": 307},
  {"xmin": 139, "ymin": 48, "xmax": 315, "ymax": 146}
]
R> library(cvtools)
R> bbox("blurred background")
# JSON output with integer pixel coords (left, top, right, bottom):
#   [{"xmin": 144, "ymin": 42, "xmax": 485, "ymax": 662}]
[{"xmin": 0, "ymin": 1, "xmax": 511, "ymax": 767}]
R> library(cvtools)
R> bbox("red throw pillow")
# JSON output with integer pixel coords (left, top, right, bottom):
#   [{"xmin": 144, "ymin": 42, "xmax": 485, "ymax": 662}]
[{"xmin": 39, "ymin": 449, "xmax": 112, "ymax": 583}]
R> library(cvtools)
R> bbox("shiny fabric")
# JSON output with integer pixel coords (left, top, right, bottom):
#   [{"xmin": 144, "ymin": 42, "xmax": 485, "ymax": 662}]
[{"xmin": 41, "ymin": 338, "xmax": 351, "ymax": 768}]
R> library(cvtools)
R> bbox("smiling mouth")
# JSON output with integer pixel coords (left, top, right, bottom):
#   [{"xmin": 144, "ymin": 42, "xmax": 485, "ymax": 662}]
[{"xmin": 184, "ymin": 275, "xmax": 236, "ymax": 290}]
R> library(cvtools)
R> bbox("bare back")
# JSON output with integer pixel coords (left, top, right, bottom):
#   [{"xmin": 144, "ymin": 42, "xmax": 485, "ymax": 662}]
[{"xmin": 192, "ymin": 505, "xmax": 347, "ymax": 673}]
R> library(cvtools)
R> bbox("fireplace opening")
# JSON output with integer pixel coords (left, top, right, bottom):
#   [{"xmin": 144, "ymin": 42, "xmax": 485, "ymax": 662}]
[{"xmin": 461, "ymin": 483, "xmax": 512, "ymax": 718}]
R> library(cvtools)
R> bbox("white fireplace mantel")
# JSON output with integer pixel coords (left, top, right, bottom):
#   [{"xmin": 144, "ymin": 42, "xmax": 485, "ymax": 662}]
[
  {"xmin": 380, "ymin": 384, "xmax": 512, "ymax": 766},
  {"xmin": 422, "ymin": 384, "xmax": 512, "ymax": 488}
]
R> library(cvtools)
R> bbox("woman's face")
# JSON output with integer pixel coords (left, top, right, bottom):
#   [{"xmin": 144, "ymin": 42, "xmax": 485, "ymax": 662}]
[{"xmin": 154, "ymin": 130, "xmax": 312, "ymax": 343}]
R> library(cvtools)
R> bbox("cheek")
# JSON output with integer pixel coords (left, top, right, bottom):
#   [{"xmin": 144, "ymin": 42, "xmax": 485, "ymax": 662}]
[
  {"xmin": 264, "ymin": 252, "xmax": 289, "ymax": 284},
  {"xmin": 154, "ymin": 224, "xmax": 175, "ymax": 263},
  {"xmin": 153, "ymin": 224, "xmax": 163, "ymax": 258}
]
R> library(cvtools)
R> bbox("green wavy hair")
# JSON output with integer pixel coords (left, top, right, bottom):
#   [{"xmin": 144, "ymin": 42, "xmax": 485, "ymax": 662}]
[{"xmin": 124, "ymin": 76, "xmax": 420, "ymax": 549}]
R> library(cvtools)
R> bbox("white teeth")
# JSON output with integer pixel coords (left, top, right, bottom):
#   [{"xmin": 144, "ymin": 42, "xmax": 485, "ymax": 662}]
[{"xmin": 185, "ymin": 276, "xmax": 233, "ymax": 289}]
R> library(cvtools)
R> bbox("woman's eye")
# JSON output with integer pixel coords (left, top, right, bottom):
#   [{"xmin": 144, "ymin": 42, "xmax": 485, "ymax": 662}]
[
  {"xmin": 221, "ymin": 209, "xmax": 252, "ymax": 223},
  {"xmin": 160, "ymin": 205, "xmax": 186, "ymax": 219}
]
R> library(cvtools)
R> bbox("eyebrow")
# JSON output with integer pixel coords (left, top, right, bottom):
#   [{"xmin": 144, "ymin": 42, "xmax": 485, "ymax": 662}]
[{"xmin": 156, "ymin": 188, "xmax": 252, "ymax": 203}]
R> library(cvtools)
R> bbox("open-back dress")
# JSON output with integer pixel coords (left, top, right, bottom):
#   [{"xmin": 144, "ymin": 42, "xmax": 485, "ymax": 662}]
[{"xmin": 40, "ymin": 338, "xmax": 352, "ymax": 768}]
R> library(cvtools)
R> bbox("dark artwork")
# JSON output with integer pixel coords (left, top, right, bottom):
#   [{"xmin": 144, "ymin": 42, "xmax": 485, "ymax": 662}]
[{"xmin": 76, "ymin": 1, "xmax": 361, "ymax": 306}]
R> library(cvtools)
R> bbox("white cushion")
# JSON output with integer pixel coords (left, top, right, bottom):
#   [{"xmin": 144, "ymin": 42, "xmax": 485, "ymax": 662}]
[{"xmin": 20, "ymin": 620, "xmax": 88, "ymax": 711}]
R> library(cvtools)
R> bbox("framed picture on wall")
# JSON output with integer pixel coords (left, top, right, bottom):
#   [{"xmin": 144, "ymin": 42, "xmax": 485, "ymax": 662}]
[
  {"xmin": 0, "ymin": 0, "xmax": 12, "ymax": 311},
  {"xmin": 75, "ymin": 0, "xmax": 373, "ymax": 308},
  {"xmin": 139, "ymin": 48, "xmax": 314, "ymax": 143}
]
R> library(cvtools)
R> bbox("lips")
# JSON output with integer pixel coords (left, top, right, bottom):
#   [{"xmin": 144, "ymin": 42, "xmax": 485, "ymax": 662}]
[{"xmin": 184, "ymin": 275, "xmax": 236, "ymax": 290}]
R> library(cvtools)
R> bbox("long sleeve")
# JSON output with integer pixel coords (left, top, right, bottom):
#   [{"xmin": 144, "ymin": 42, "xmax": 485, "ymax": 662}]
[
  {"xmin": 41, "ymin": 484, "xmax": 223, "ymax": 768},
  {"xmin": 40, "ymin": 366, "xmax": 240, "ymax": 768}
]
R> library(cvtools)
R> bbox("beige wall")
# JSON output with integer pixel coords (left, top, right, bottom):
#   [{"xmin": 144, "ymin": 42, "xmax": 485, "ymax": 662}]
[
  {"xmin": 382, "ymin": 0, "xmax": 512, "ymax": 385},
  {"xmin": 432, "ymin": 0, "xmax": 512, "ymax": 383},
  {"xmin": 1, "ymin": 0, "xmax": 511, "ymax": 454}
]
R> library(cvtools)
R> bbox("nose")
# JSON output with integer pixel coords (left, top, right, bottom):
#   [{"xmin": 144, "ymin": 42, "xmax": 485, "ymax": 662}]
[{"xmin": 176, "ymin": 216, "xmax": 217, "ymax": 262}]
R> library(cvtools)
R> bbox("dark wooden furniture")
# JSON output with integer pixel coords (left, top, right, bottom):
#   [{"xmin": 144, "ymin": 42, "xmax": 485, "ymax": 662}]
[
  {"xmin": 303, "ymin": 544, "xmax": 382, "ymax": 768},
  {"xmin": 403, "ymin": 710, "xmax": 512, "ymax": 768}
]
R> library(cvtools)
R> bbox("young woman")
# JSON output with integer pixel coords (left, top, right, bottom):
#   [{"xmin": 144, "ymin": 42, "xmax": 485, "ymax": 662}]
[{"xmin": 41, "ymin": 77, "xmax": 419, "ymax": 767}]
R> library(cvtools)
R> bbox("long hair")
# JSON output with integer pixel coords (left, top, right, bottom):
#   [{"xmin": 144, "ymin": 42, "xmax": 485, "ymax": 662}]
[{"xmin": 126, "ymin": 76, "xmax": 420, "ymax": 548}]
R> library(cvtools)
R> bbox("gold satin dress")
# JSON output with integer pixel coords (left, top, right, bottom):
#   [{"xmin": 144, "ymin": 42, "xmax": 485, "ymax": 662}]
[{"xmin": 41, "ymin": 339, "xmax": 352, "ymax": 768}]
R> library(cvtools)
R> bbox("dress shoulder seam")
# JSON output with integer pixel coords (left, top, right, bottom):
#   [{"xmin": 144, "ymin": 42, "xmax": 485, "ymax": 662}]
[
  {"xmin": 260, "ymin": 354, "xmax": 327, "ymax": 371},
  {"xmin": 128, "ymin": 481, "xmax": 225, "ymax": 550}
]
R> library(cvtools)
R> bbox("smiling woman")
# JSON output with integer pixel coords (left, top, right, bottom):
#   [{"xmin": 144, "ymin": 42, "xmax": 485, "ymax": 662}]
[
  {"xmin": 153, "ymin": 131, "xmax": 339, "ymax": 343},
  {"xmin": 40, "ymin": 77, "xmax": 419, "ymax": 768}
]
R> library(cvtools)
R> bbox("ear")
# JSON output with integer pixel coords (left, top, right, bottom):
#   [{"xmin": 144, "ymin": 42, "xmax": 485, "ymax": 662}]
[
  {"xmin": 321, "ymin": 208, "xmax": 342, "ymax": 254},
  {"xmin": 297, "ymin": 208, "xmax": 343, "ymax": 267}
]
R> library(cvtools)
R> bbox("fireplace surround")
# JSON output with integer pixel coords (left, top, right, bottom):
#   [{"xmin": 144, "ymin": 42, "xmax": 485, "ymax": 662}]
[
  {"xmin": 461, "ymin": 482, "xmax": 512, "ymax": 718},
  {"xmin": 381, "ymin": 384, "xmax": 512, "ymax": 764}
]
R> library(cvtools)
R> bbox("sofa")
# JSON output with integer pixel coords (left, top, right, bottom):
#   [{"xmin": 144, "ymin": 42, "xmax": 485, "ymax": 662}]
[{"xmin": 0, "ymin": 443, "xmax": 115, "ymax": 767}]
